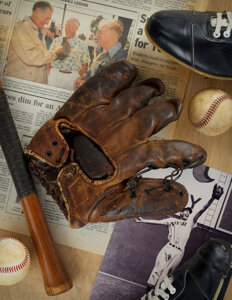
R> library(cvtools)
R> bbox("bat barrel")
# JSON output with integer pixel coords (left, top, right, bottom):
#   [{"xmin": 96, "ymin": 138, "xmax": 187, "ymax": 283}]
[{"xmin": 20, "ymin": 193, "xmax": 73, "ymax": 295}]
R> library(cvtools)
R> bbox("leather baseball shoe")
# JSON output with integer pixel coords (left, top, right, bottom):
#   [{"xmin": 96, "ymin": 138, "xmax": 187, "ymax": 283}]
[
  {"xmin": 141, "ymin": 238, "xmax": 232, "ymax": 299},
  {"xmin": 145, "ymin": 10, "xmax": 232, "ymax": 79}
]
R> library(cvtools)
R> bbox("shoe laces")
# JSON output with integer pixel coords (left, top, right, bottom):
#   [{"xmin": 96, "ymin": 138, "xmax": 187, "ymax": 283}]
[
  {"xmin": 141, "ymin": 276, "xmax": 176, "ymax": 300},
  {"xmin": 210, "ymin": 12, "xmax": 232, "ymax": 38}
]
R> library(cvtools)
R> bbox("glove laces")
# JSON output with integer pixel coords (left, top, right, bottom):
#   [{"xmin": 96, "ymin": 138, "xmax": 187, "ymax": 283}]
[
  {"xmin": 145, "ymin": 167, "xmax": 183, "ymax": 195},
  {"xmin": 126, "ymin": 167, "xmax": 183, "ymax": 198},
  {"xmin": 210, "ymin": 12, "xmax": 232, "ymax": 38},
  {"xmin": 141, "ymin": 276, "xmax": 176, "ymax": 300}
]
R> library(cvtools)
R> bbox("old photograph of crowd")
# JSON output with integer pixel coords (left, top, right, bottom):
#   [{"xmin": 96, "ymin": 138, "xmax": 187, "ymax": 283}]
[{"xmin": 4, "ymin": 0, "xmax": 133, "ymax": 90}]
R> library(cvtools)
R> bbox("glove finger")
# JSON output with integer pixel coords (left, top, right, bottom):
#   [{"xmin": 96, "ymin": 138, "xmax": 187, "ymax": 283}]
[
  {"xmin": 54, "ymin": 61, "xmax": 137, "ymax": 121},
  {"xmin": 117, "ymin": 140, "xmax": 207, "ymax": 179},
  {"xmin": 137, "ymin": 77, "xmax": 165, "ymax": 96},
  {"xmin": 79, "ymin": 78, "xmax": 165, "ymax": 135},
  {"xmin": 106, "ymin": 78, "xmax": 165, "ymax": 122},
  {"xmin": 82, "ymin": 61, "xmax": 137, "ymax": 99},
  {"xmin": 102, "ymin": 98, "xmax": 182, "ymax": 154},
  {"xmin": 110, "ymin": 77, "xmax": 165, "ymax": 115}
]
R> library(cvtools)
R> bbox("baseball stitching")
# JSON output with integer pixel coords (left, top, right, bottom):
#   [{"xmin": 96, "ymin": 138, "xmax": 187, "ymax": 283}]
[
  {"xmin": 190, "ymin": 94, "xmax": 232, "ymax": 128},
  {"xmin": 0, "ymin": 237, "xmax": 29, "ymax": 274}
]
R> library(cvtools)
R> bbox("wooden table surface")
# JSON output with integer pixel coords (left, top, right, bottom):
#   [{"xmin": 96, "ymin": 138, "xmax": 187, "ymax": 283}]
[{"xmin": 1, "ymin": 0, "xmax": 232, "ymax": 299}]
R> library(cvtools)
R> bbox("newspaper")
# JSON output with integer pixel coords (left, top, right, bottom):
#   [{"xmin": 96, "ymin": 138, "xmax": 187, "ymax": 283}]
[
  {"xmin": 90, "ymin": 165, "xmax": 232, "ymax": 299},
  {"xmin": 0, "ymin": 0, "xmax": 208, "ymax": 255}
]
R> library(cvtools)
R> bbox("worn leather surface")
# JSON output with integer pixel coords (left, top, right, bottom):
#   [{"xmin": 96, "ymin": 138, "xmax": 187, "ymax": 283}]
[
  {"xmin": 167, "ymin": 239, "xmax": 232, "ymax": 299},
  {"xmin": 25, "ymin": 61, "xmax": 207, "ymax": 228},
  {"xmin": 146, "ymin": 10, "xmax": 232, "ymax": 78}
]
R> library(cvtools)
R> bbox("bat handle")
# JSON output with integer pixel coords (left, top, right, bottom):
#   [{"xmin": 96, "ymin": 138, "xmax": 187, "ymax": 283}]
[
  {"xmin": 20, "ymin": 193, "xmax": 73, "ymax": 296},
  {"xmin": 0, "ymin": 83, "xmax": 72, "ymax": 295}
]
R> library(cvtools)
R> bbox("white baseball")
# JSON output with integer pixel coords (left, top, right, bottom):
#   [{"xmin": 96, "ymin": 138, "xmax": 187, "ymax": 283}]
[
  {"xmin": 0, "ymin": 237, "xmax": 30, "ymax": 286},
  {"xmin": 188, "ymin": 88, "xmax": 232, "ymax": 136}
]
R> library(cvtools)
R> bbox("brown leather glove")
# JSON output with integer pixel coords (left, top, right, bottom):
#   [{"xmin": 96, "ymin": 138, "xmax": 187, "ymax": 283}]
[{"xmin": 25, "ymin": 61, "xmax": 207, "ymax": 228}]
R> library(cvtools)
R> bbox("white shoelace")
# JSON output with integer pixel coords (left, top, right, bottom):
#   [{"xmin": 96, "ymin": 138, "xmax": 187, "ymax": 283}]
[
  {"xmin": 210, "ymin": 12, "xmax": 232, "ymax": 38},
  {"xmin": 141, "ymin": 276, "xmax": 176, "ymax": 300}
]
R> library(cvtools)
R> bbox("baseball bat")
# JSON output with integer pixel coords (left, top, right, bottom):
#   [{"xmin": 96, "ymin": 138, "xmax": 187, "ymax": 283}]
[{"xmin": 0, "ymin": 81, "xmax": 73, "ymax": 295}]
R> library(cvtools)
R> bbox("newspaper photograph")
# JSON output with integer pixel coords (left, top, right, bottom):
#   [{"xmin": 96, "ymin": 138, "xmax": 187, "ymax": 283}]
[
  {"xmin": 90, "ymin": 165, "xmax": 232, "ymax": 299},
  {"xmin": 0, "ymin": 0, "xmax": 208, "ymax": 255}
]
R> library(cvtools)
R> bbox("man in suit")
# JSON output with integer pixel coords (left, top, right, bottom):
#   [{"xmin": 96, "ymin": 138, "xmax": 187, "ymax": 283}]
[
  {"xmin": 84, "ymin": 18, "xmax": 128, "ymax": 81},
  {"xmin": 4, "ymin": 1, "xmax": 63, "ymax": 84}
]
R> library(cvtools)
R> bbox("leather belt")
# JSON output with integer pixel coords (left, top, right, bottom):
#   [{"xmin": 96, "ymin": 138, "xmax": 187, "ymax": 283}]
[
  {"xmin": 59, "ymin": 70, "xmax": 72, "ymax": 74},
  {"xmin": 169, "ymin": 243, "xmax": 181, "ymax": 250}
]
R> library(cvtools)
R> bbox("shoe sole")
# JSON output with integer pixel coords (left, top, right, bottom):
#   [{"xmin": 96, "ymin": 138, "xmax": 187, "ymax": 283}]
[{"xmin": 145, "ymin": 23, "xmax": 232, "ymax": 81}]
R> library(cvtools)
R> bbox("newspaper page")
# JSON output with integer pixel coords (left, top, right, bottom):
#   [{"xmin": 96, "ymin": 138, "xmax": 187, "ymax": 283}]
[
  {"xmin": 90, "ymin": 165, "xmax": 232, "ymax": 299},
  {"xmin": 0, "ymin": 0, "xmax": 208, "ymax": 255}
]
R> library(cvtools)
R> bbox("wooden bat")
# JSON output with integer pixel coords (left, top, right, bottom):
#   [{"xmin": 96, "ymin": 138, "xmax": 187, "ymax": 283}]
[{"xmin": 0, "ymin": 81, "xmax": 73, "ymax": 295}]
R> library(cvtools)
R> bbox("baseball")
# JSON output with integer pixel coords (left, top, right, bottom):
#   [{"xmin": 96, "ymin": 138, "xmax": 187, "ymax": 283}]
[
  {"xmin": 188, "ymin": 88, "xmax": 232, "ymax": 136},
  {"xmin": 0, "ymin": 237, "xmax": 30, "ymax": 286}
]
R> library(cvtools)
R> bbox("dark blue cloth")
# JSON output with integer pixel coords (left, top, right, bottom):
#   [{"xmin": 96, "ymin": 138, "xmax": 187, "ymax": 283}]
[
  {"xmin": 38, "ymin": 29, "xmax": 43, "ymax": 40},
  {"xmin": 46, "ymin": 26, "xmax": 58, "ymax": 49}
]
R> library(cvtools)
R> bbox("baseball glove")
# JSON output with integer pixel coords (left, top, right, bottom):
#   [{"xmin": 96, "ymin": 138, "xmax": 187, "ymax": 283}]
[
  {"xmin": 25, "ymin": 61, "xmax": 207, "ymax": 228},
  {"xmin": 57, "ymin": 37, "xmax": 71, "ymax": 61}
]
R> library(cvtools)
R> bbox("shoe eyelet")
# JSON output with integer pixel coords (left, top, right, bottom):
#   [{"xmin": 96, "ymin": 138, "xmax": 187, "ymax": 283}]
[
  {"xmin": 223, "ymin": 30, "xmax": 230, "ymax": 38},
  {"xmin": 213, "ymin": 31, "xmax": 220, "ymax": 38}
]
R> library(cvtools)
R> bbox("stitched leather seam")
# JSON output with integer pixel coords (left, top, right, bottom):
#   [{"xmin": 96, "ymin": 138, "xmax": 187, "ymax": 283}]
[
  {"xmin": 0, "ymin": 238, "xmax": 29, "ymax": 274},
  {"xmin": 190, "ymin": 94, "xmax": 232, "ymax": 128}
]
